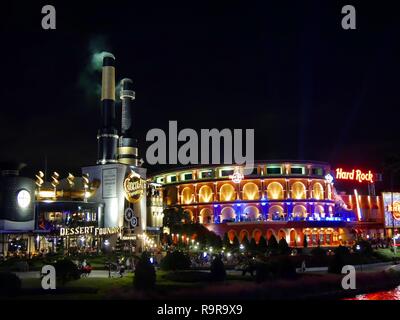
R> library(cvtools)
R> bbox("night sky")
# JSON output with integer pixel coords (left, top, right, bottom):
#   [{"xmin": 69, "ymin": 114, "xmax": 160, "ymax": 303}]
[{"xmin": 1, "ymin": 1, "xmax": 399, "ymax": 190}]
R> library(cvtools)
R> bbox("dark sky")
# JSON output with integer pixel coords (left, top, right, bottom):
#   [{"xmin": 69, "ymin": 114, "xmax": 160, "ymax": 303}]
[{"xmin": 1, "ymin": 1, "xmax": 399, "ymax": 189}]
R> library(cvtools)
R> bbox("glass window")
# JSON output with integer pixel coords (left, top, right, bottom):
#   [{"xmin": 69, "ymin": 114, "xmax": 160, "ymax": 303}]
[
  {"xmin": 312, "ymin": 168, "xmax": 324, "ymax": 176},
  {"xmin": 266, "ymin": 167, "xmax": 281, "ymax": 175},
  {"xmin": 291, "ymin": 167, "xmax": 304, "ymax": 175},
  {"xmin": 166, "ymin": 175, "xmax": 176, "ymax": 183},
  {"xmin": 180, "ymin": 173, "xmax": 193, "ymax": 181},
  {"xmin": 156, "ymin": 176, "xmax": 164, "ymax": 184},
  {"xmin": 199, "ymin": 170, "xmax": 213, "ymax": 179},
  {"xmin": 220, "ymin": 169, "xmax": 234, "ymax": 177}
]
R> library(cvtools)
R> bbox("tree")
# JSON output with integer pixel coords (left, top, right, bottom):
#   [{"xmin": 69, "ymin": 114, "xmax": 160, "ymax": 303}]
[
  {"xmin": 134, "ymin": 252, "xmax": 156, "ymax": 291},
  {"xmin": 303, "ymin": 234, "xmax": 308, "ymax": 248},
  {"xmin": 231, "ymin": 235, "xmax": 239, "ymax": 249},
  {"xmin": 278, "ymin": 238, "xmax": 290, "ymax": 255},
  {"xmin": 257, "ymin": 236, "xmax": 267, "ymax": 253},
  {"xmin": 210, "ymin": 255, "xmax": 226, "ymax": 281},
  {"xmin": 223, "ymin": 232, "xmax": 231, "ymax": 249},
  {"xmin": 241, "ymin": 236, "xmax": 250, "ymax": 249},
  {"xmin": 162, "ymin": 207, "xmax": 191, "ymax": 232},
  {"xmin": 267, "ymin": 235, "xmax": 278, "ymax": 251},
  {"xmin": 249, "ymin": 238, "xmax": 257, "ymax": 251}
]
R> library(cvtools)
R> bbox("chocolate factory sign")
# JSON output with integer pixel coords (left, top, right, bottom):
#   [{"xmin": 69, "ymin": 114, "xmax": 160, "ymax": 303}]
[
  {"xmin": 123, "ymin": 171, "xmax": 145, "ymax": 203},
  {"xmin": 59, "ymin": 226, "xmax": 123, "ymax": 237}
]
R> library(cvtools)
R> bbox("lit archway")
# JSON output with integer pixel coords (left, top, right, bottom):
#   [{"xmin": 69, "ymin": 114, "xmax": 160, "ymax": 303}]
[
  {"xmin": 220, "ymin": 184, "xmax": 236, "ymax": 201},
  {"xmin": 313, "ymin": 183, "xmax": 324, "ymax": 200},
  {"xmin": 242, "ymin": 182, "xmax": 259, "ymax": 200},
  {"xmin": 290, "ymin": 229, "xmax": 296, "ymax": 246},
  {"xmin": 184, "ymin": 209, "xmax": 194, "ymax": 222},
  {"xmin": 228, "ymin": 230, "xmax": 236, "ymax": 242},
  {"xmin": 314, "ymin": 205, "xmax": 325, "ymax": 218},
  {"xmin": 199, "ymin": 208, "xmax": 213, "ymax": 224},
  {"xmin": 198, "ymin": 185, "xmax": 213, "ymax": 203},
  {"xmin": 239, "ymin": 230, "xmax": 249, "ymax": 242},
  {"xmin": 268, "ymin": 205, "xmax": 284, "ymax": 220},
  {"xmin": 267, "ymin": 182, "xmax": 284, "ymax": 200},
  {"xmin": 278, "ymin": 229, "xmax": 286, "ymax": 241},
  {"xmin": 243, "ymin": 206, "xmax": 259, "ymax": 221},
  {"xmin": 266, "ymin": 229, "xmax": 275, "ymax": 241},
  {"xmin": 220, "ymin": 206, "xmax": 236, "ymax": 221},
  {"xmin": 181, "ymin": 187, "xmax": 193, "ymax": 204},
  {"xmin": 291, "ymin": 182, "xmax": 306, "ymax": 199},
  {"xmin": 293, "ymin": 205, "xmax": 307, "ymax": 219},
  {"xmin": 253, "ymin": 229, "xmax": 262, "ymax": 244}
]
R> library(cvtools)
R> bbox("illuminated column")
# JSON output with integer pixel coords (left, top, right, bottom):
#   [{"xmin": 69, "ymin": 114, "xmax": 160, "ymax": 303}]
[
  {"xmin": 194, "ymin": 184, "xmax": 198, "ymax": 203},
  {"xmin": 177, "ymin": 185, "xmax": 181, "ymax": 205},
  {"xmin": 261, "ymin": 179, "xmax": 265, "ymax": 199},
  {"xmin": 286, "ymin": 180, "xmax": 290, "ymax": 199},
  {"xmin": 214, "ymin": 182, "xmax": 218, "ymax": 201}
]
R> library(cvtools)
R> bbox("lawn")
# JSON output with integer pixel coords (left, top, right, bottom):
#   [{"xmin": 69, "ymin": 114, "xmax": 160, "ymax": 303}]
[{"xmin": 374, "ymin": 248, "xmax": 400, "ymax": 261}]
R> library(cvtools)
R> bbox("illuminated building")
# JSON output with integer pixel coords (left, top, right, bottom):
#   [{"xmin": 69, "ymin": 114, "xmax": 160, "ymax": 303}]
[{"xmin": 149, "ymin": 161, "xmax": 385, "ymax": 246}]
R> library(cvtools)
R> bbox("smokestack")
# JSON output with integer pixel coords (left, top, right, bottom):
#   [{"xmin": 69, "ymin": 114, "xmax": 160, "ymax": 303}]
[
  {"xmin": 117, "ymin": 78, "xmax": 140, "ymax": 166},
  {"xmin": 97, "ymin": 53, "xmax": 118, "ymax": 164}
]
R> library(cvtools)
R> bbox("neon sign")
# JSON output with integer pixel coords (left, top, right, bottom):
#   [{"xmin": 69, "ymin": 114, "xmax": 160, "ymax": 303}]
[{"xmin": 335, "ymin": 168, "xmax": 374, "ymax": 183}]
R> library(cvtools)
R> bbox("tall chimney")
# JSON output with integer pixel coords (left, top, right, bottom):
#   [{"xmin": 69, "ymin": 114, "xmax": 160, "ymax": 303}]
[
  {"xmin": 117, "ymin": 78, "xmax": 140, "ymax": 166},
  {"xmin": 97, "ymin": 53, "xmax": 118, "ymax": 164}
]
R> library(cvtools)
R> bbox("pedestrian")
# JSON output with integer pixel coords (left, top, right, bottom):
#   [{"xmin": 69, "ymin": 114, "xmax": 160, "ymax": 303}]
[{"xmin": 119, "ymin": 263, "xmax": 125, "ymax": 278}]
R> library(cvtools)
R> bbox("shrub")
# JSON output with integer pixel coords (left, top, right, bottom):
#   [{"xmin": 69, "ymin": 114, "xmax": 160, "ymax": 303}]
[
  {"xmin": 311, "ymin": 246, "xmax": 326, "ymax": 257},
  {"xmin": 210, "ymin": 256, "xmax": 226, "ymax": 281},
  {"xmin": 328, "ymin": 252, "xmax": 346, "ymax": 274},
  {"xmin": 134, "ymin": 252, "xmax": 156, "ymax": 291},
  {"xmin": 54, "ymin": 259, "xmax": 80, "ymax": 285},
  {"xmin": 255, "ymin": 257, "xmax": 296, "ymax": 282},
  {"xmin": 0, "ymin": 272, "xmax": 21, "ymax": 296},
  {"xmin": 353, "ymin": 239, "xmax": 373, "ymax": 256},
  {"xmin": 328, "ymin": 245, "xmax": 350, "ymax": 274},
  {"xmin": 160, "ymin": 250, "xmax": 191, "ymax": 271}
]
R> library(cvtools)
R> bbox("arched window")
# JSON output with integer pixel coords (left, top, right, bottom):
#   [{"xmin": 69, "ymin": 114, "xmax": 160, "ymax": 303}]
[
  {"xmin": 198, "ymin": 185, "xmax": 213, "ymax": 203},
  {"xmin": 268, "ymin": 205, "xmax": 284, "ymax": 220},
  {"xmin": 242, "ymin": 182, "xmax": 259, "ymax": 200},
  {"xmin": 181, "ymin": 187, "xmax": 193, "ymax": 204},
  {"xmin": 267, "ymin": 182, "xmax": 284, "ymax": 200},
  {"xmin": 199, "ymin": 208, "xmax": 213, "ymax": 224},
  {"xmin": 313, "ymin": 183, "xmax": 324, "ymax": 200},
  {"xmin": 291, "ymin": 182, "xmax": 306, "ymax": 199},
  {"xmin": 243, "ymin": 206, "xmax": 260, "ymax": 221},
  {"xmin": 293, "ymin": 205, "xmax": 307, "ymax": 220},
  {"xmin": 220, "ymin": 206, "xmax": 236, "ymax": 221},
  {"xmin": 220, "ymin": 184, "xmax": 236, "ymax": 201}
]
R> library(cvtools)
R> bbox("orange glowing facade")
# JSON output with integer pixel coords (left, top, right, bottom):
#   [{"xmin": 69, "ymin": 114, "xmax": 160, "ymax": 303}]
[{"xmin": 149, "ymin": 161, "xmax": 386, "ymax": 247}]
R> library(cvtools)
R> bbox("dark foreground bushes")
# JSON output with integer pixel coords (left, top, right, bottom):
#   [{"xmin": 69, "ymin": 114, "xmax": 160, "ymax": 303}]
[
  {"xmin": 0, "ymin": 272, "xmax": 21, "ymax": 296},
  {"xmin": 134, "ymin": 252, "xmax": 156, "ymax": 291},
  {"xmin": 210, "ymin": 256, "xmax": 226, "ymax": 281},
  {"xmin": 160, "ymin": 251, "xmax": 191, "ymax": 271},
  {"xmin": 255, "ymin": 257, "xmax": 297, "ymax": 282},
  {"xmin": 54, "ymin": 259, "xmax": 80, "ymax": 285}
]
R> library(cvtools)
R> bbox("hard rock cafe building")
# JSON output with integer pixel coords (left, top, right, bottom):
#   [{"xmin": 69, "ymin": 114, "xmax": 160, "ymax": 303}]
[{"xmin": 149, "ymin": 161, "xmax": 388, "ymax": 247}]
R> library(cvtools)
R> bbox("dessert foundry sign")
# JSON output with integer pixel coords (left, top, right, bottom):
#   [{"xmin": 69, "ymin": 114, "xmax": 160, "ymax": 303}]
[{"xmin": 59, "ymin": 226, "xmax": 123, "ymax": 237}]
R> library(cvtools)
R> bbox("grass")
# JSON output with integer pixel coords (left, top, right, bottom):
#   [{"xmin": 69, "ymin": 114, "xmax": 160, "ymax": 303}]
[{"xmin": 374, "ymin": 248, "xmax": 400, "ymax": 261}]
